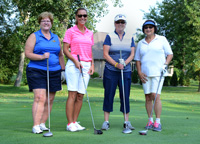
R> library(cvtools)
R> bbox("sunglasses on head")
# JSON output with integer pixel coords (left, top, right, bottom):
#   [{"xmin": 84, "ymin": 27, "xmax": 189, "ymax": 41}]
[
  {"xmin": 115, "ymin": 21, "xmax": 126, "ymax": 24},
  {"xmin": 77, "ymin": 14, "xmax": 87, "ymax": 18},
  {"xmin": 144, "ymin": 26, "xmax": 153, "ymax": 29}
]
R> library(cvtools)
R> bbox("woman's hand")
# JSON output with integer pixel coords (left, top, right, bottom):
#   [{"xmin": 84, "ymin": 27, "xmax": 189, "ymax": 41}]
[
  {"xmin": 116, "ymin": 63, "xmax": 124, "ymax": 70},
  {"xmin": 138, "ymin": 72, "xmax": 148, "ymax": 83},
  {"xmin": 43, "ymin": 52, "xmax": 50, "ymax": 59},
  {"xmin": 88, "ymin": 64, "xmax": 94, "ymax": 75}
]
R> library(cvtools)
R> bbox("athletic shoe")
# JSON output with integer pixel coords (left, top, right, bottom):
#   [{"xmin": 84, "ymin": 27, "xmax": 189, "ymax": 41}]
[
  {"xmin": 75, "ymin": 122, "xmax": 85, "ymax": 131},
  {"xmin": 32, "ymin": 125, "xmax": 43, "ymax": 134},
  {"xmin": 145, "ymin": 121, "xmax": 154, "ymax": 130},
  {"xmin": 39, "ymin": 123, "xmax": 49, "ymax": 131},
  {"xmin": 153, "ymin": 122, "xmax": 162, "ymax": 132},
  {"xmin": 124, "ymin": 121, "xmax": 135, "ymax": 130},
  {"xmin": 101, "ymin": 121, "xmax": 110, "ymax": 130},
  {"xmin": 66, "ymin": 122, "xmax": 78, "ymax": 132}
]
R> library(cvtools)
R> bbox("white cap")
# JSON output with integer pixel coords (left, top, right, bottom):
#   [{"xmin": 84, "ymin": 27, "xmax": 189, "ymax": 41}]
[{"xmin": 114, "ymin": 14, "xmax": 126, "ymax": 22}]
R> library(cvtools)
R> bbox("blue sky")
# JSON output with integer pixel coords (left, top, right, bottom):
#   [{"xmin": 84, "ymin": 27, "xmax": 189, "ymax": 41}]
[{"xmin": 96, "ymin": 0, "xmax": 163, "ymax": 37}]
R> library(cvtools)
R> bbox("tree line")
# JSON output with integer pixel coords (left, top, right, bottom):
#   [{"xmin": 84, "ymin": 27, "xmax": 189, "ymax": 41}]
[{"xmin": 0, "ymin": 0, "xmax": 199, "ymax": 92}]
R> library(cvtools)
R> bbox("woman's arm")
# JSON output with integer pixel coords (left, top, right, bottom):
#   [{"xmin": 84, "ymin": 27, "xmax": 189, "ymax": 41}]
[
  {"xmin": 63, "ymin": 42, "xmax": 81, "ymax": 70},
  {"xmin": 25, "ymin": 33, "xmax": 49, "ymax": 60},
  {"xmin": 125, "ymin": 46, "xmax": 135, "ymax": 65},
  {"xmin": 103, "ymin": 45, "xmax": 124, "ymax": 70},
  {"xmin": 136, "ymin": 61, "xmax": 147, "ymax": 83},
  {"xmin": 58, "ymin": 37, "xmax": 65, "ymax": 70}
]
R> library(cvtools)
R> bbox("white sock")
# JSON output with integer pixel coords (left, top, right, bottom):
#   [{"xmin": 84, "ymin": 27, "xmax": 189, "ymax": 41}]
[
  {"xmin": 105, "ymin": 121, "xmax": 109, "ymax": 123},
  {"xmin": 149, "ymin": 117, "xmax": 154, "ymax": 123},
  {"xmin": 156, "ymin": 118, "xmax": 160, "ymax": 124}
]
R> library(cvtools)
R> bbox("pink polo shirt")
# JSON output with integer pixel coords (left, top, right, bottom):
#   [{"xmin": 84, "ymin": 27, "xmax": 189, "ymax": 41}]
[{"xmin": 63, "ymin": 25, "xmax": 94, "ymax": 62}]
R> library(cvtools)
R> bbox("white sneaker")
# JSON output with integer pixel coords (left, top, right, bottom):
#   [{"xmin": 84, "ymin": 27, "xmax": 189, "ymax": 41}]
[
  {"xmin": 75, "ymin": 122, "xmax": 85, "ymax": 130},
  {"xmin": 39, "ymin": 123, "xmax": 49, "ymax": 131},
  {"xmin": 66, "ymin": 123, "xmax": 78, "ymax": 132},
  {"xmin": 32, "ymin": 125, "xmax": 43, "ymax": 134}
]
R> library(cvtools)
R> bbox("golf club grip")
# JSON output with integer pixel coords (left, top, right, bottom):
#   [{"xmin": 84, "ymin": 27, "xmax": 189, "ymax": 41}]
[{"xmin": 77, "ymin": 55, "xmax": 83, "ymax": 76}]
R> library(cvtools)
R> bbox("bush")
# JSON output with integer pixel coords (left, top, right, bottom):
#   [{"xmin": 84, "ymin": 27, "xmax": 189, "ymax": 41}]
[
  {"xmin": 179, "ymin": 71, "xmax": 190, "ymax": 86},
  {"xmin": 163, "ymin": 77, "xmax": 170, "ymax": 86},
  {"xmin": 132, "ymin": 70, "xmax": 138, "ymax": 83},
  {"xmin": 170, "ymin": 71, "xmax": 178, "ymax": 86},
  {"xmin": 91, "ymin": 72, "xmax": 99, "ymax": 78}
]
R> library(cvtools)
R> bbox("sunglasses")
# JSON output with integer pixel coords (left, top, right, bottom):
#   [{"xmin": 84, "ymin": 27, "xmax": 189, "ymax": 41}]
[
  {"xmin": 41, "ymin": 20, "xmax": 51, "ymax": 23},
  {"xmin": 144, "ymin": 26, "xmax": 153, "ymax": 29},
  {"xmin": 115, "ymin": 21, "xmax": 126, "ymax": 24},
  {"xmin": 77, "ymin": 14, "xmax": 88, "ymax": 18}
]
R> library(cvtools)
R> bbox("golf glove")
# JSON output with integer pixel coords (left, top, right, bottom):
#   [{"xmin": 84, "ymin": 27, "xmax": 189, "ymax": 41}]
[
  {"xmin": 119, "ymin": 58, "xmax": 126, "ymax": 67},
  {"xmin": 161, "ymin": 64, "xmax": 168, "ymax": 76},
  {"xmin": 61, "ymin": 70, "xmax": 66, "ymax": 83}
]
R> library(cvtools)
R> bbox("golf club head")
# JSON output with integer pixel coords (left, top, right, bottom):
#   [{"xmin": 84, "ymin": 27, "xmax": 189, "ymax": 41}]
[
  {"xmin": 122, "ymin": 128, "xmax": 132, "ymax": 134},
  {"xmin": 94, "ymin": 129, "xmax": 103, "ymax": 135},
  {"xmin": 139, "ymin": 130, "xmax": 148, "ymax": 135},
  {"xmin": 43, "ymin": 132, "xmax": 53, "ymax": 137}
]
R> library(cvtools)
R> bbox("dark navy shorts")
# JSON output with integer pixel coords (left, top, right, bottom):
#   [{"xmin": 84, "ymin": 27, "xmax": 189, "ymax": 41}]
[
  {"xmin": 103, "ymin": 67, "xmax": 132, "ymax": 113},
  {"xmin": 26, "ymin": 66, "xmax": 62, "ymax": 92}
]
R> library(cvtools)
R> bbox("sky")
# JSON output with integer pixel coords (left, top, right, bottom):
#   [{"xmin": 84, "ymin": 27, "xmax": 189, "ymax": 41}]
[{"xmin": 96, "ymin": 0, "xmax": 163, "ymax": 37}]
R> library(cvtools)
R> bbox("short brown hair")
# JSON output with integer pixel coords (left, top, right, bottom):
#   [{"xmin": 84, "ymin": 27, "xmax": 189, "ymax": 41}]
[{"xmin": 38, "ymin": 12, "xmax": 54, "ymax": 24}]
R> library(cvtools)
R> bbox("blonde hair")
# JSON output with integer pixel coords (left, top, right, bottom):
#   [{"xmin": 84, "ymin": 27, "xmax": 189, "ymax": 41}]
[{"xmin": 38, "ymin": 12, "xmax": 54, "ymax": 24}]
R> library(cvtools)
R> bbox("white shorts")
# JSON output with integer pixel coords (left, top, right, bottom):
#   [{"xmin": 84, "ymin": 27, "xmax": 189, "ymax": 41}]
[
  {"xmin": 142, "ymin": 76, "xmax": 165, "ymax": 94},
  {"xmin": 65, "ymin": 59, "xmax": 91, "ymax": 94}
]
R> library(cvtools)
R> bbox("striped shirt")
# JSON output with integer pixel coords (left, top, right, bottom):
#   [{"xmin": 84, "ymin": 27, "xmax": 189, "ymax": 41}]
[
  {"xmin": 63, "ymin": 25, "xmax": 94, "ymax": 62},
  {"xmin": 103, "ymin": 31, "xmax": 135, "ymax": 72}
]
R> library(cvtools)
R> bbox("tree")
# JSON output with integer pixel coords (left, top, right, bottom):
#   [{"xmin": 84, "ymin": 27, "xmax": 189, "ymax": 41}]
[
  {"xmin": 170, "ymin": 71, "xmax": 178, "ymax": 86},
  {"xmin": 192, "ymin": 51, "xmax": 200, "ymax": 92},
  {"xmin": 132, "ymin": 69, "xmax": 138, "ymax": 84},
  {"xmin": 142, "ymin": 0, "xmax": 200, "ymax": 90},
  {"xmin": 0, "ymin": 0, "xmax": 21, "ymax": 83},
  {"xmin": 0, "ymin": 0, "xmax": 122, "ymax": 86}
]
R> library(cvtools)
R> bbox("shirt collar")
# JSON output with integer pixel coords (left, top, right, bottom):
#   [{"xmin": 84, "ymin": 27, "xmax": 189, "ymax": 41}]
[
  {"xmin": 114, "ymin": 30, "xmax": 126, "ymax": 40},
  {"xmin": 74, "ymin": 25, "xmax": 89, "ymax": 33},
  {"xmin": 142, "ymin": 34, "xmax": 158, "ymax": 43},
  {"xmin": 38, "ymin": 29, "xmax": 54, "ymax": 39}
]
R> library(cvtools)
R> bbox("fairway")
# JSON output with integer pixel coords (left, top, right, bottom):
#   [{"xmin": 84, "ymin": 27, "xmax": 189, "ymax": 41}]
[{"xmin": 0, "ymin": 79, "xmax": 199, "ymax": 144}]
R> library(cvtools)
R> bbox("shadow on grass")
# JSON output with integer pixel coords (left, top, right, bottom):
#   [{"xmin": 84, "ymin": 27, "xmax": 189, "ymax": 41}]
[{"xmin": 0, "ymin": 84, "xmax": 29, "ymax": 94}]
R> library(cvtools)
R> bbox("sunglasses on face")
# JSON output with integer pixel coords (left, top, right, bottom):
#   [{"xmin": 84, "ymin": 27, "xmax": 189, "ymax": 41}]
[
  {"xmin": 41, "ymin": 20, "xmax": 51, "ymax": 23},
  {"xmin": 77, "ymin": 14, "xmax": 88, "ymax": 18},
  {"xmin": 115, "ymin": 21, "xmax": 126, "ymax": 24},
  {"xmin": 144, "ymin": 26, "xmax": 153, "ymax": 29}
]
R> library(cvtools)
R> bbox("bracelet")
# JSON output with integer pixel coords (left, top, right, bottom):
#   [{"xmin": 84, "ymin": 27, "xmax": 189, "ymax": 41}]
[
  {"xmin": 61, "ymin": 69, "xmax": 65, "ymax": 71},
  {"xmin": 115, "ymin": 63, "xmax": 118, "ymax": 67}
]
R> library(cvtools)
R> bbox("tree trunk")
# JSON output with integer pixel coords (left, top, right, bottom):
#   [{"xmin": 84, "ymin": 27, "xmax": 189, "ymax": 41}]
[
  {"xmin": 14, "ymin": 52, "xmax": 25, "ymax": 87},
  {"xmin": 198, "ymin": 74, "xmax": 200, "ymax": 92}
]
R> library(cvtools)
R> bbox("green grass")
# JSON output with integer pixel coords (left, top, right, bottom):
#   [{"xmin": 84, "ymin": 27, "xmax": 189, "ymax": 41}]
[{"xmin": 0, "ymin": 79, "xmax": 199, "ymax": 144}]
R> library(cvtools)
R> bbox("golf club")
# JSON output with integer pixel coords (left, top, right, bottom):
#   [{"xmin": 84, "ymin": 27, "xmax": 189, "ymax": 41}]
[
  {"xmin": 43, "ymin": 58, "xmax": 53, "ymax": 137},
  {"xmin": 139, "ymin": 71, "xmax": 164, "ymax": 135},
  {"xmin": 77, "ymin": 55, "xmax": 103, "ymax": 135},
  {"xmin": 120, "ymin": 50, "xmax": 132, "ymax": 134}
]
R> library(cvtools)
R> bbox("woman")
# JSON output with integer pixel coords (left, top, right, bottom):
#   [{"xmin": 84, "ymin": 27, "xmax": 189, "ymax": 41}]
[
  {"xmin": 63, "ymin": 8, "xmax": 94, "ymax": 132},
  {"xmin": 134, "ymin": 20, "xmax": 173, "ymax": 132},
  {"xmin": 101, "ymin": 14, "xmax": 135, "ymax": 133},
  {"xmin": 25, "ymin": 12, "xmax": 65, "ymax": 134}
]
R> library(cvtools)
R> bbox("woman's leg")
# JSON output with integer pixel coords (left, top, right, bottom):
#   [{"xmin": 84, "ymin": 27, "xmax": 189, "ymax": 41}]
[
  {"xmin": 66, "ymin": 91, "xmax": 77, "ymax": 123},
  {"xmin": 32, "ymin": 89, "xmax": 46, "ymax": 126},
  {"xmin": 145, "ymin": 94, "xmax": 153, "ymax": 118},
  {"xmin": 40, "ymin": 92, "xmax": 56, "ymax": 124},
  {"xmin": 152, "ymin": 93, "xmax": 162, "ymax": 118},
  {"xmin": 73, "ymin": 93, "xmax": 84, "ymax": 122}
]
